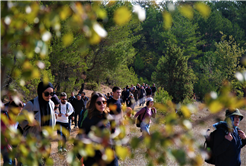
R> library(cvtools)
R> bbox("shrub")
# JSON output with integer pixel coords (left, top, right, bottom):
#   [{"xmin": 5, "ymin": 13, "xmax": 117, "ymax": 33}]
[
  {"xmin": 154, "ymin": 87, "xmax": 172, "ymax": 104},
  {"xmin": 85, "ymin": 81, "xmax": 99, "ymax": 91}
]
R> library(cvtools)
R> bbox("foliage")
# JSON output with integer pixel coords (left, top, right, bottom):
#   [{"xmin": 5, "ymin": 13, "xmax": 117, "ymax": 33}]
[
  {"xmin": 3, "ymin": 1, "xmax": 246, "ymax": 166},
  {"xmin": 154, "ymin": 87, "xmax": 172, "ymax": 104},
  {"xmin": 152, "ymin": 43, "xmax": 197, "ymax": 103}
]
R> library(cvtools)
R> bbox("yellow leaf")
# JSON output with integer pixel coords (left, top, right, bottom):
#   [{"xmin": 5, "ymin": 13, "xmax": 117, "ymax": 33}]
[
  {"xmin": 208, "ymin": 101, "xmax": 224, "ymax": 113},
  {"xmin": 75, "ymin": 2, "xmax": 84, "ymax": 15},
  {"xmin": 179, "ymin": 5, "xmax": 193, "ymax": 19},
  {"xmin": 114, "ymin": 6, "xmax": 131, "ymax": 26},
  {"xmin": 22, "ymin": 61, "xmax": 33, "ymax": 70},
  {"xmin": 163, "ymin": 11, "xmax": 172, "ymax": 30},
  {"xmin": 60, "ymin": 5, "xmax": 72, "ymax": 20},
  {"xmin": 194, "ymin": 2, "xmax": 211, "ymax": 19},
  {"xmin": 43, "ymin": 71, "xmax": 49, "ymax": 84},
  {"xmin": 97, "ymin": 8, "xmax": 107, "ymax": 19},
  {"xmin": 89, "ymin": 32, "xmax": 101, "ymax": 45},
  {"xmin": 31, "ymin": 68, "xmax": 40, "ymax": 79},
  {"xmin": 115, "ymin": 146, "xmax": 129, "ymax": 160},
  {"xmin": 62, "ymin": 33, "xmax": 74, "ymax": 47},
  {"xmin": 104, "ymin": 148, "xmax": 114, "ymax": 162},
  {"xmin": 181, "ymin": 106, "xmax": 191, "ymax": 118},
  {"xmin": 12, "ymin": 68, "xmax": 21, "ymax": 78},
  {"xmin": 85, "ymin": 144, "xmax": 95, "ymax": 157}
]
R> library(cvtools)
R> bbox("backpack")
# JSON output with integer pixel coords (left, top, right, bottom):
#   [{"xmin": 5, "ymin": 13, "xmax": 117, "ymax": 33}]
[
  {"xmin": 59, "ymin": 103, "xmax": 69, "ymax": 114},
  {"xmin": 79, "ymin": 109, "xmax": 88, "ymax": 128},
  {"xmin": 204, "ymin": 128, "xmax": 228, "ymax": 164},
  {"xmin": 136, "ymin": 107, "xmax": 147, "ymax": 128}
]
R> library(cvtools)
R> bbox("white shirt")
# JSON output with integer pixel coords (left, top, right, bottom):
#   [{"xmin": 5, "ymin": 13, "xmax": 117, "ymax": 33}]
[{"xmin": 55, "ymin": 102, "xmax": 74, "ymax": 123}]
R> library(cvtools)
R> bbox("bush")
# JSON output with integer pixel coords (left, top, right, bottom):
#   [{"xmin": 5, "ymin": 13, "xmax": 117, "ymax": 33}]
[
  {"xmin": 154, "ymin": 87, "xmax": 172, "ymax": 104},
  {"xmin": 85, "ymin": 81, "xmax": 99, "ymax": 91}
]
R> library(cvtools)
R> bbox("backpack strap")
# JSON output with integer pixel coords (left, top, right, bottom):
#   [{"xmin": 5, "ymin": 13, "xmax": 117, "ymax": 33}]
[
  {"xmin": 66, "ymin": 103, "xmax": 69, "ymax": 114},
  {"xmin": 141, "ymin": 107, "xmax": 147, "ymax": 121},
  {"xmin": 59, "ymin": 105, "xmax": 61, "ymax": 114}
]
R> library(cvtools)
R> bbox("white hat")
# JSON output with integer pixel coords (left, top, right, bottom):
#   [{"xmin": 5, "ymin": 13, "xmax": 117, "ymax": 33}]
[{"xmin": 146, "ymin": 97, "xmax": 154, "ymax": 102}]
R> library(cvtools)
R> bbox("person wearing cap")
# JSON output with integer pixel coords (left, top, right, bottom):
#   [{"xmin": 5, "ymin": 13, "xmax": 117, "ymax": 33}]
[
  {"xmin": 212, "ymin": 108, "xmax": 246, "ymax": 166},
  {"xmin": 134, "ymin": 97, "xmax": 157, "ymax": 138}
]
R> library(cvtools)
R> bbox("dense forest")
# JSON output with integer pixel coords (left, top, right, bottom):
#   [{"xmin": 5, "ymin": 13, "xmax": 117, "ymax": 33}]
[{"xmin": 2, "ymin": 1, "xmax": 246, "ymax": 102}]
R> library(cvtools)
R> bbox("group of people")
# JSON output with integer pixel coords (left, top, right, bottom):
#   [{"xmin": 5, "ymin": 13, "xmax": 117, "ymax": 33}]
[
  {"xmin": 1, "ymin": 82, "xmax": 158, "ymax": 166},
  {"xmin": 1, "ymin": 81, "xmax": 246, "ymax": 166}
]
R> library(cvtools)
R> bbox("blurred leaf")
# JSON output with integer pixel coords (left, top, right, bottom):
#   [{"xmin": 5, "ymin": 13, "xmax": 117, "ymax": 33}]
[
  {"xmin": 130, "ymin": 137, "xmax": 140, "ymax": 149},
  {"xmin": 163, "ymin": 11, "xmax": 172, "ymax": 30},
  {"xmin": 171, "ymin": 149, "xmax": 186, "ymax": 165},
  {"xmin": 12, "ymin": 68, "xmax": 21, "ymax": 78},
  {"xmin": 22, "ymin": 61, "xmax": 33, "ymax": 70},
  {"xmin": 116, "ymin": 146, "xmax": 128, "ymax": 160},
  {"xmin": 89, "ymin": 32, "xmax": 101, "ymax": 45},
  {"xmin": 96, "ymin": 8, "xmax": 107, "ymax": 19},
  {"xmin": 62, "ymin": 33, "xmax": 74, "ymax": 47},
  {"xmin": 180, "ymin": 106, "xmax": 191, "ymax": 118},
  {"xmin": 31, "ymin": 68, "xmax": 40, "ymax": 79},
  {"xmin": 114, "ymin": 6, "xmax": 131, "ymax": 26},
  {"xmin": 194, "ymin": 2, "xmax": 211, "ymax": 19},
  {"xmin": 208, "ymin": 101, "xmax": 224, "ymax": 113},
  {"xmin": 179, "ymin": 5, "xmax": 193, "ymax": 19},
  {"xmin": 104, "ymin": 147, "xmax": 114, "ymax": 162},
  {"xmin": 60, "ymin": 5, "xmax": 72, "ymax": 20},
  {"xmin": 85, "ymin": 144, "xmax": 95, "ymax": 157}
]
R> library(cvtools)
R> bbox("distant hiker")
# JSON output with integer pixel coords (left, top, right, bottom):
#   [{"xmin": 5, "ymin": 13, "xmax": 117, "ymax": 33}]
[
  {"xmin": 81, "ymin": 92, "xmax": 89, "ymax": 107},
  {"xmin": 132, "ymin": 87, "xmax": 138, "ymax": 102},
  {"xmin": 121, "ymin": 88, "xmax": 127, "ymax": 104},
  {"xmin": 55, "ymin": 92, "xmax": 74, "ymax": 152},
  {"xmin": 136, "ymin": 83, "xmax": 141, "ymax": 91},
  {"xmin": 72, "ymin": 93, "xmax": 85, "ymax": 128},
  {"xmin": 139, "ymin": 86, "xmax": 146, "ymax": 106},
  {"xmin": 146, "ymin": 85, "xmax": 152, "ymax": 97},
  {"xmin": 151, "ymin": 83, "xmax": 157, "ymax": 97},
  {"xmin": 134, "ymin": 97, "xmax": 157, "ymax": 139},
  {"xmin": 211, "ymin": 109, "xmax": 246, "ymax": 166},
  {"xmin": 51, "ymin": 93, "xmax": 60, "ymax": 119},
  {"xmin": 19, "ymin": 82, "xmax": 56, "ymax": 137},
  {"xmin": 78, "ymin": 93, "xmax": 119, "ymax": 166},
  {"xmin": 68, "ymin": 92, "xmax": 76, "ymax": 103},
  {"xmin": 130, "ymin": 84, "xmax": 134, "ymax": 92}
]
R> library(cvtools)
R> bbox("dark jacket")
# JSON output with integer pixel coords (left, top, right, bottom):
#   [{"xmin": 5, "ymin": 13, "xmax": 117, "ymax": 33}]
[
  {"xmin": 80, "ymin": 112, "xmax": 118, "ymax": 166},
  {"xmin": 213, "ymin": 122, "xmax": 246, "ymax": 166},
  {"xmin": 72, "ymin": 99, "xmax": 85, "ymax": 114}
]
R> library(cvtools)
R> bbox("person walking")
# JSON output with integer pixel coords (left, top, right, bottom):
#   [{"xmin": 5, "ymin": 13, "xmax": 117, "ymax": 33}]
[
  {"xmin": 19, "ymin": 81, "xmax": 56, "ymax": 137},
  {"xmin": 107, "ymin": 86, "xmax": 122, "ymax": 116},
  {"xmin": 134, "ymin": 97, "xmax": 157, "ymax": 138},
  {"xmin": 151, "ymin": 83, "xmax": 157, "ymax": 97},
  {"xmin": 72, "ymin": 93, "xmax": 85, "ymax": 128},
  {"xmin": 78, "ymin": 93, "xmax": 119, "ymax": 166},
  {"xmin": 212, "ymin": 109, "xmax": 246, "ymax": 166},
  {"xmin": 55, "ymin": 92, "xmax": 74, "ymax": 152}
]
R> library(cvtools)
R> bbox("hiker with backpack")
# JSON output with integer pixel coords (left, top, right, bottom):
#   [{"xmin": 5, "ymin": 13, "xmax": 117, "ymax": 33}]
[
  {"xmin": 77, "ymin": 92, "xmax": 119, "ymax": 166},
  {"xmin": 134, "ymin": 97, "xmax": 157, "ymax": 138},
  {"xmin": 55, "ymin": 92, "xmax": 74, "ymax": 152},
  {"xmin": 205, "ymin": 108, "xmax": 246, "ymax": 166}
]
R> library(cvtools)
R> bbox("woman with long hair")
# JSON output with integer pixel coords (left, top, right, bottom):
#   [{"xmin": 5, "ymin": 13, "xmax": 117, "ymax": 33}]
[{"xmin": 79, "ymin": 92, "xmax": 118, "ymax": 166}]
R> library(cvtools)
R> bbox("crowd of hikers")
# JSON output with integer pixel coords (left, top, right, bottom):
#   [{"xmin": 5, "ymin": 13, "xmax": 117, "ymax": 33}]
[
  {"xmin": 1, "ymin": 81, "xmax": 246, "ymax": 166},
  {"xmin": 1, "ymin": 82, "xmax": 157, "ymax": 166}
]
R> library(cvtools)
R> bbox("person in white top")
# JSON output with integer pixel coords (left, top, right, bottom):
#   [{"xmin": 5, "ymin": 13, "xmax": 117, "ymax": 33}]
[{"xmin": 55, "ymin": 92, "xmax": 74, "ymax": 152}]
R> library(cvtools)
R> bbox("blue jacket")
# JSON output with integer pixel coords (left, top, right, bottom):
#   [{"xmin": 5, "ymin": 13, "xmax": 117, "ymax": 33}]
[{"xmin": 213, "ymin": 122, "xmax": 246, "ymax": 166}]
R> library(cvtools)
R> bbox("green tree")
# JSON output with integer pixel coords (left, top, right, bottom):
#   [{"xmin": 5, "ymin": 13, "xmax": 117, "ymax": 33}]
[{"xmin": 152, "ymin": 43, "xmax": 197, "ymax": 103}]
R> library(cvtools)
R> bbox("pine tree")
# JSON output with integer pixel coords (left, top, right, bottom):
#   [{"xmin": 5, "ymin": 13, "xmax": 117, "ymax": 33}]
[{"xmin": 152, "ymin": 43, "xmax": 197, "ymax": 103}]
